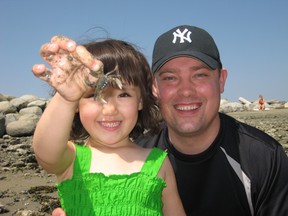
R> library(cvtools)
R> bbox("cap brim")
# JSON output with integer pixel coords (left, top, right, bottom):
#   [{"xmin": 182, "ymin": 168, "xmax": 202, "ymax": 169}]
[{"xmin": 152, "ymin": 51, "xmax": 219, "ymax": 73}]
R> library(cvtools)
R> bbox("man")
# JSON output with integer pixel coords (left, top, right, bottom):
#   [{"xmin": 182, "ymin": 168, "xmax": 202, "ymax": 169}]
[
  {"xmin": 49, "ymin": 25, "xmax": 288, "ymax": 215},
  {"xmin": 139, "ymin": 25, "xmax": 288, "ymax": 215}
]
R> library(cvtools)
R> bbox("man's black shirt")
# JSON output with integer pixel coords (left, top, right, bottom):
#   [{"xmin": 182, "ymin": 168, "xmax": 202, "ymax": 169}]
[{"xmin": 136, "ymin": 113, "xmax": 288, "ymax": 216}]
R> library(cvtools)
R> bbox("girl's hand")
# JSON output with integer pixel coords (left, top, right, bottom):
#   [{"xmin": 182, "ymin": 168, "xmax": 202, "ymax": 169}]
[
  {"xmin": 32, "ymin": 35, "xmax": 103, "ymax": 102},
  {"xmin": 52, "ymin": 207, "xmax": 66, "ymax": 216}
]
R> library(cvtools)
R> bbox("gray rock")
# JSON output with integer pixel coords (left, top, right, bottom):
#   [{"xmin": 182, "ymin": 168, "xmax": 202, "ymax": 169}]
[
  {"xmin": 19, "ymin": 106, "xmax": 43, "ymax": 116},
  {"xmin": 0, "ymin": 101, "xmax": 17, "ymax": 114},
  {"xmin": 14, "ymin": 209, "xmax": 44, "ymax": 216},
  {"xmin": 27, "ymin": 100, "xmax": 47, "ymax": 110},
  {"xmin": 238, "ymin": 97, "xmax": 251, "ymax": 105},
  {"xmin": 0, "ymin": 93, "xmax": 15, "ymax": 102},
  {"xmin": 219, "ymin": 102, "xmax": 246, "ymax": 113},
  {"xmin": 5, "ymin": 113, "xmax": 20, "ymax": 125},
  {"xmin": 19, "ymin": 94, "xmax": 39, "ymax": 102},
  {"xmin": 0, "ymin": 93, "xmax": 8, "ymax": 102},
  {"xmin": 19, "ymin": 113, "xmax": 40, "ymax": 122},
  {"xmin": 10, "ymin": 97, "xmax": 29, "ymax": 111},
  {"xmin": 0, "ymin": 113, "xmax": 5, "ymax": 137},
  {"xmin": 220, "ymin": 99, "xmax": 229, "ymax": 106},
  {"xmin": 6, "ymin": 120, "xmax": 36, "ymax": 137}
]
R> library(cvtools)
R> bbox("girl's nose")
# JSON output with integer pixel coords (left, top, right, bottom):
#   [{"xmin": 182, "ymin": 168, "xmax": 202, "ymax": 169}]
[{"xmin": 102, "ymin": 98, "xmax": 118, "ymax": 115}]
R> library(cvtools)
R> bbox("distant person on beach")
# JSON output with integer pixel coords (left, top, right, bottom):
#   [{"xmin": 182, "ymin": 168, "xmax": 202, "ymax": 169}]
[
  {"xmin": 32, "ymin": 37, "xmax": 185, "ymax": 215},
  {"xmin": 258, "ymin": 94, "xmax": 265, "ymax": 111},
  {"xmin": 46, "ymin": 25, "xmax": 288, "ymax": 216}
]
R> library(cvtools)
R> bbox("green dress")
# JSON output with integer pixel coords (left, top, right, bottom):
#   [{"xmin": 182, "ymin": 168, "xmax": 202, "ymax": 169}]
[{"xmin": 56, "ymin": 145, "xmax": 167, "ymax": 215}]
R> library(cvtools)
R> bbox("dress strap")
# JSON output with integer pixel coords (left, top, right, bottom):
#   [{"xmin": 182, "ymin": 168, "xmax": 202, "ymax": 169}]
[
  {"xmin": 73, "ymin": 144, "xmax": 91, "ymax": 176},
  {"xmin": 141, "ymin": 147, "xmax": 167, "ymax": 177}
]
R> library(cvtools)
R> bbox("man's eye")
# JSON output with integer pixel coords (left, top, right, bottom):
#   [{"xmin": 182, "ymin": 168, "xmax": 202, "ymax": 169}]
[
  {"xmin": 195, "ymin": 73, "xmax": 208, "ymax": 78},
  {"xmin": 162, "ymin": 76, "xmax": 175, "ymax": 81}
]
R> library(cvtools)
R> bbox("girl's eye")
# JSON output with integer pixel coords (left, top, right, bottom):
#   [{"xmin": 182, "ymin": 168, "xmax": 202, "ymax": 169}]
[{"xmin": 119, "ymin": 92, "xmax": 130, "ymax": 97}]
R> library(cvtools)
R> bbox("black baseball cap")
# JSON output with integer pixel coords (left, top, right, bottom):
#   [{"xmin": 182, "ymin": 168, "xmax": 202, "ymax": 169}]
[{"xmin": 152, "ymin": 25, "xmax": 222, "ymax": 73}]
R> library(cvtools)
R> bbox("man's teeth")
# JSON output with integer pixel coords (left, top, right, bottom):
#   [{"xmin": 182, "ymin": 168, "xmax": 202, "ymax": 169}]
[{"xmin": 175, "ymin": 105, "xmax": 198, "ymax": 111}]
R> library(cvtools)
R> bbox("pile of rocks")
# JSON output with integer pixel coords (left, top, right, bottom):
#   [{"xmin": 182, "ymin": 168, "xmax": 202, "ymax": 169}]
[
  {"xmin": 219, "ymin": 97, "xmax": 288, "ymax": 113},
  {"xmin": 0, "ymin": 94, "xmax": 47, "ymax": 137},
  {"xmin": 1, "ymin": 93, "xmax": 288, "ymax": 138}
]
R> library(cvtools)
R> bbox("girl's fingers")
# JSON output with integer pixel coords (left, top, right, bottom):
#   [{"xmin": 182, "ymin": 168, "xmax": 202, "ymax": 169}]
[
  {"xmin": 40, "ymin": 36, "xmax": 103, "ymax": 72},
  {"xmin": 33, "ymin": 35, "xmax": 103, "ymax": 94},
  {"xmin": 32, "ymin": 64, "xmax": 51, "ymax": 82},
  {"xmin": 32, "ymin": 64, "xmax": 47, "ymax": 75},
  {"xmin": 73, "ymin": 45, "xmax": 103, "ymax": 72},
  {"xmin": 51, "ymin": 35, "xmax": 77, "ymax": 52},
  {"xmin": 40, "ymin": 42, "xmax": 59, "ymax": 58},
  {"xmin": 39, "ymin": 36, "xmax": 76, "ymax": 66}
]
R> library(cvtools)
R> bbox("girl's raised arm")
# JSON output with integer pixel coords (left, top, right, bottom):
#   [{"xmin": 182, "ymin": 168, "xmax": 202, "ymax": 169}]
[{"xmin": 32, "ymin": 35, "xmax": 102, "ymax": 176}]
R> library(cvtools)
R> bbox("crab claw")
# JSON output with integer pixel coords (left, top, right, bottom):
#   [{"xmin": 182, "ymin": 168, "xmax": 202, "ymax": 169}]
[
  {"xmin": 94, "ymin": 94, "xmax": 107, "ymax": 104},
  {"xmin": 114, "ymin": 78, "xmax": 123, "ymax": 89}
]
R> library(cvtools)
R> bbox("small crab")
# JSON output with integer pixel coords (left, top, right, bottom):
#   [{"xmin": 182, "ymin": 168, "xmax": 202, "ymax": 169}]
[{"xmin": 85, "ymin": 67, "xmax": 123, "ymax": 103}]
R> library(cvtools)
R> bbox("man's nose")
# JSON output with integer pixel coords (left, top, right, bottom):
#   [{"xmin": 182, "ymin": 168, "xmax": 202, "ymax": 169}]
[{"xmin": 178, "ymin": 79, "xmax": 196, "ymax": 97}]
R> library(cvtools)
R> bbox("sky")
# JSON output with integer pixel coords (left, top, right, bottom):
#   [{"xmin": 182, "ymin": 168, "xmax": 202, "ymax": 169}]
[{"xmin": 1, "ymin": 0, "xmax": 287, "ymax": 102}]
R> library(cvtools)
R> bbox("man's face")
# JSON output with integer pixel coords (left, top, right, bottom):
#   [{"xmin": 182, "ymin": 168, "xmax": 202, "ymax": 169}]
[{"xmin": 153, "ymin": 56, "xmax": 227, "ymax": 138}]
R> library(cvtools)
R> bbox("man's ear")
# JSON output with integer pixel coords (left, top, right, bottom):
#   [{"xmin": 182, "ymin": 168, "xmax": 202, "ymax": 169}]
[
  {"xmin": 138, "ymin": 98, "xmax": 143, "ymax": 110},
  {"xmin": 152, "ymin": 80, "xmax": 159, "ymax": 99},
  {"xmin": 219, "ymin": 67, "xmax": 228, "ymax": 93}
]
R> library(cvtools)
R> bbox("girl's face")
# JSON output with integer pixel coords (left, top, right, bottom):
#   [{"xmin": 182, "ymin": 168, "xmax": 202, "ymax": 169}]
[{"xmin": 78, "ymin": 83, "xmax": 143, "ymax": 147}]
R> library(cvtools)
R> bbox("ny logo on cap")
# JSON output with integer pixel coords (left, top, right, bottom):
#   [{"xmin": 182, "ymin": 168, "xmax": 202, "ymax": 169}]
[{"xmin": 172, "ymin": 28, "xmax": 192, "ymax": 44}]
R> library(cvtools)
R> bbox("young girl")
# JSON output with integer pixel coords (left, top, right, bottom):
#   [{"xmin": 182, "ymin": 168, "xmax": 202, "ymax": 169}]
[{"xmin": 32, "ymin": 36, "xmax": 185, "ymax": 216}]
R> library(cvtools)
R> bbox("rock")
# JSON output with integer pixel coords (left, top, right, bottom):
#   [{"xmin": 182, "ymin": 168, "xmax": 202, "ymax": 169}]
[
  {"xmin": 219, "ymin": 102, "xmax": 246, "ymax": 113},
  {"xmin": 27, "ymin": 100, "xmax": 47, "ymax": 110},
  {"xmin": 14, "ymin": 209, "xmax": 45, "ymax": 216},
  {"xmin": 0, "ymin": 93, "xmax": 8, "ymax": 102},
  {"xmin": 5, "ymin": 113, "xmax": 19, "ymax": 125},
  {"xmin": 0, "ymin": 93, "xmax": 15, "ymax": 102},
  {"xmin": 6, "ymin": 120, "xmax": 37, "ymax": 137},
  {"xmin": 10, "ymin": 98, "xmax": 29, "ymax": 111},
  {"xmin": 19, "ymin": 95, "xmax": 39, "ymax": 103},
  {"xmin": 0, "ymin": 204, "xmax": 9, "ymax": 213},
  {"xmin": 0, "ymin": 113, "xmax": 5, "ymax": 137},
  {"xmin": 238, "ymin": 97, "xmax": 251, "ymax": 105},
  {"xmin": 19, "ymin": 107, "xmax": 43, "ymax": 116},
  {"xmin": 0, "ymin": 101, "xmax": 17, "ymax": 114},
  {"xmin": 220, "ymin": 99, "xmax": 229, "ymax": 106}
]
